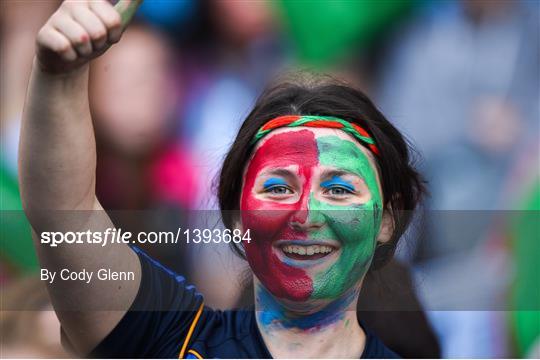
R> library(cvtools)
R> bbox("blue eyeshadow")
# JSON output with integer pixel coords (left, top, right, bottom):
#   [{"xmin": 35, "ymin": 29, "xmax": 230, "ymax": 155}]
[
  {"xmin": 320, "ymin": 176, "xmax": 355, "ymax": 191},
  {"xmin": 263, "ymin": 177, "xmax": 288, "ymax": 189}
]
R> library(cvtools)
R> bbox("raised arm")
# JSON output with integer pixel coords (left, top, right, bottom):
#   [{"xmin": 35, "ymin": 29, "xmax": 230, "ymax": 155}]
[{"xmin": 19, "ymin": 0, "xmax": 142, "ymax": 354}]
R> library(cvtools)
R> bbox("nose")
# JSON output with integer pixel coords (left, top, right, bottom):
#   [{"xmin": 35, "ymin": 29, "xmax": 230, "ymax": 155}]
[
  {"xmin": 289, "ymin": 215, "xmax": 324, "ymax": 232},
  {"xmin": 289, "ymin": 192, "xmax": 324, "ymax": 232}
]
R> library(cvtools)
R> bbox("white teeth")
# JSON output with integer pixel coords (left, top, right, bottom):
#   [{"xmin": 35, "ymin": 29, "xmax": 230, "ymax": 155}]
[{"xmin": 281, "ymin": 244, "xmax": 334, "ymax": 256}]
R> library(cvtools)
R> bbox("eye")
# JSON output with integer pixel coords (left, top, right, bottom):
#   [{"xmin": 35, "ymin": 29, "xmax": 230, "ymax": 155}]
[
  {"xmin": 324, "ymin": 186, "xmax": 354, "ymax": 196},
  {"xmin": 265, "ymin": 185, "xmax": 293, "ymax": 195},
  {"xmin": 262, "ymin": 177, "xmax": 293, "ymax": 197}
]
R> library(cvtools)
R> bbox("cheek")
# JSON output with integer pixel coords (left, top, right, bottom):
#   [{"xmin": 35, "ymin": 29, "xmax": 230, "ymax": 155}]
[
  {"xmin": 329, "ymin": 204, "xmax": 381, "ymax": 249},
  {"xmin": 240, "ymin": 186, "xmax": 296, "ymax": 244},
  {"xmin": 242, "ymin": 208, "xmax": 289, "ymax": 238},
  {"xmin": 309, "ymin": 210, "xmax": 378, "ymax": 299},
  {"xmin": 240, "ymin": 203, "xmax": 313, "ymax": 302},
  {"xmin": 332, "ymin": 210, "xmax": 379, "ymax": 273},
  {"xmin": 334, "ymin": 214, "xmax": 367, "ymax": 242}
]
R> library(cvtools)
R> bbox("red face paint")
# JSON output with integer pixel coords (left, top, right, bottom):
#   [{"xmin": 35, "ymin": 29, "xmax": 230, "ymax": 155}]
[{"xmin": 240, "ymin": 130, "xmax": 318, "ymax": 301}]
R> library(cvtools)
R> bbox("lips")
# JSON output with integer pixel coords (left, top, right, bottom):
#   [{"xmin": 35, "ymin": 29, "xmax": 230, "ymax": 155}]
[{"xmin": 275, "ymin": 240, "xmax": 339, "ymax": 261}]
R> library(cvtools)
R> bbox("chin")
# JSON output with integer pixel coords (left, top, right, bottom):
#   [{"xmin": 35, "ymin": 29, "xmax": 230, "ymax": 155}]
[{"xmin": 256, "ymin": 270, "xmax": 313, "ymax": 302}]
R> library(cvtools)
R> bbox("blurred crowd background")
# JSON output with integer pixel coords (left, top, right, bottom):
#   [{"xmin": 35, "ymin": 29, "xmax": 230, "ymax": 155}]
[{"xmin": 1, "ymin": 0, "xmax": 538, "ymax": 358}]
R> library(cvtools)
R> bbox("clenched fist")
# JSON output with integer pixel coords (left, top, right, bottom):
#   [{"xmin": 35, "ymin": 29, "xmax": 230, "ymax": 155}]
[{"xmin": 36, "ymin": 0, "xmax": 141, "ymax": 73}]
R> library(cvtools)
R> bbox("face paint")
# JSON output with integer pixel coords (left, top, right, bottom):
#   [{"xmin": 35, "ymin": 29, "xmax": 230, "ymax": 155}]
[
  {"xmin": 241, "ymin": 130, "xmax": 317, "ymax": 301},
  {"xmin": 255, "ymin": 284, "xmax": 358, "ymax": 331},
  {"xmin": 309, "ymin": 135, "xmax": 382, "ymax": 299},
  {"xmin": 241, "ymin": 128, "xmax": 383, "ymax": 303}
]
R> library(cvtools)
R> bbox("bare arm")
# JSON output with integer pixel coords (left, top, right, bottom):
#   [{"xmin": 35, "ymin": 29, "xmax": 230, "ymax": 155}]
[{"xmin": 19, "ymin": 0, "xmax": 142, "ymax": 354}]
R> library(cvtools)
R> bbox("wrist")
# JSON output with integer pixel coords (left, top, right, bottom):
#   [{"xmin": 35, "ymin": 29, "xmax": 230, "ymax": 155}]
[{"xmin": 33, "ymin": 56, "xmax": 89, "ymax": 79}]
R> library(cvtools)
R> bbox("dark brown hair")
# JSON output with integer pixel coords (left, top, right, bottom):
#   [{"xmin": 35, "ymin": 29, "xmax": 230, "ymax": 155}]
[{"xmin": 217, "ymin": 74, "xmax": 426, "ymax": 270}]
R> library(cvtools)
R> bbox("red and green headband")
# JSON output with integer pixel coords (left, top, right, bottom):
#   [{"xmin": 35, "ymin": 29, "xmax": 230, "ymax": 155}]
[{"xmin": 251, "ymin": 115, "xmax": 380, "ymax": 156}]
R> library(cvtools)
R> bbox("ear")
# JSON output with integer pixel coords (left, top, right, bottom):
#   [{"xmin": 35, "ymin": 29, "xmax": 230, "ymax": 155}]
[{"xmin": 376, "ymin": 208, "xmax": 394, "ymax": 244}]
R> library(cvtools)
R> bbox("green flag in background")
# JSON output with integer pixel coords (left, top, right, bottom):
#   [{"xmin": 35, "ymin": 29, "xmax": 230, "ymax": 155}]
[
  {"xmin": 276, "ymin": 0, "xmax": 413, "ymax": 68},
  {"xmin": 0, "ymin": 160, "xmax": 38, "ymax": 272}
]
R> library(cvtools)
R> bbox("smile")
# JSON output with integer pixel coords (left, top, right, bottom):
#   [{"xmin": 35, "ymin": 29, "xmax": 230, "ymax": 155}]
[
  {"xmin": 275, "ymin": 240, "xmax": 339, "ymax": 263},
  {"xmin": 281, "ymin": 244, "xmax": 335, "ymax": 259}
]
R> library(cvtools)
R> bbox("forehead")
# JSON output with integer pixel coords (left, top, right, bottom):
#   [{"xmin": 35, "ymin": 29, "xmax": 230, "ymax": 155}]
[{"xmin": 250, "ymin": 127, "xmax": 377, "ymax": 169}]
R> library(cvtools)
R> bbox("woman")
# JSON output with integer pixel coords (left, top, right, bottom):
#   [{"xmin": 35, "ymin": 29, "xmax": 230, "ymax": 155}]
[{"xmin": 20, "ymin": 0, "xmax": 424, "ymax": 358}]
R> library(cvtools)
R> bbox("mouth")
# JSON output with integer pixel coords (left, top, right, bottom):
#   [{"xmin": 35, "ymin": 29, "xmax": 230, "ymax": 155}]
[{"xmin": 274, "ymin": 240, "xmax": 339, "ymax": 263}]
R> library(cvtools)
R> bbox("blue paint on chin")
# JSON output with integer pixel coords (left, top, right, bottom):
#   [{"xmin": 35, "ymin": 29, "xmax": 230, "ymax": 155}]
[
  {"xmin": 320, "ymin": 176, "xmax": 355, "ymax": 192},
  {"xmin": 256, "ymin": 285, "xmax": 357, "ymax": 332}
]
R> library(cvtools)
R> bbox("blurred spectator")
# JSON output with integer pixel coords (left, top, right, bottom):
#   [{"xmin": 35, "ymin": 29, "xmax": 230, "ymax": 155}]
[
  {"xmin": 181, "ymin": 0, "xmax": 286, "ymax": 209},
  {"xmin": 0, "ymin": 0, "xmax": 58, "ymax": 174},
  {"xmin": 91, "ymin": 23, "xmax": 199, "ymax": 210},
  {"xmin": 90, "ymin": 23, "xmax": 199, "ymax": 275},
  {"xmin": 377, "ymin": 0, "xmax": 539, "ymax": 357},
  {"xmin": 0, "ymin": 0, "xmax": 58, "ymax": 275},
  {"xmin": 379, "ymin": 0, "xmax": 538, "ymax": 166}
]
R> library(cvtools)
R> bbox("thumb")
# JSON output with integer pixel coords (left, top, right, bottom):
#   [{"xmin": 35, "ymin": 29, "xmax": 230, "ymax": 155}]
[{"xmin": 113, "ymin": 0, "xmax": 143, "ymax": 28}]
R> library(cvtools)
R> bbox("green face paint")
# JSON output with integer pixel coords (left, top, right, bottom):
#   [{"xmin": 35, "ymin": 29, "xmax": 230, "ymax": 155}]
[{"xmin": 309, "ymin": 135, "xmax": 383, "ymax": 300}]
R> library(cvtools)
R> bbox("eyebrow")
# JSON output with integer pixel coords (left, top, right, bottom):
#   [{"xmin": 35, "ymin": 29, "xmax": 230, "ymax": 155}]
[
  {"xmin": 260, "ymin": 168, "xmax": 297, "ymax": 178},
  {"xmin": 319, "ymin": 169, "xmax": 359, "ymax": 179}
]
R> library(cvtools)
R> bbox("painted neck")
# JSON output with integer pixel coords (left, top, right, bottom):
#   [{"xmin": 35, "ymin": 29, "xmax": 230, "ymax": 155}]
[{"xmin": 254, "ymin": 280, "xmax": 365, "ymax": 358}]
